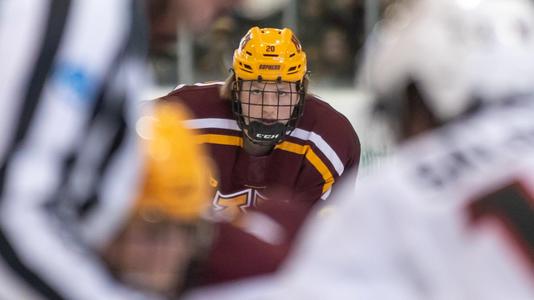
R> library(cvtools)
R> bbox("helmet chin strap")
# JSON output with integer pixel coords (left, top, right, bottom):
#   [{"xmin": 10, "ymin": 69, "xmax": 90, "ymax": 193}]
[{"xmin": 246, "ymin": 121, "xmax": 287, "ymax": 145}]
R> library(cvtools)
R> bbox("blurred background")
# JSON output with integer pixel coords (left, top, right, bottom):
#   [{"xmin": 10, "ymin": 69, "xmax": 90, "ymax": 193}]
[{"xmin": 145, "ymin": 0, "xmax": 398, "ymax": 170}]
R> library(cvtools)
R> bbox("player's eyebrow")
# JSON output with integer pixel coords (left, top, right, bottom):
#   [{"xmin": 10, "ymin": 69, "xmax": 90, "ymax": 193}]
[
  {"xmin": 250, "ymin": 81, "xmax": 293, "ymax": 90},
  {"xmin": 250, "ymin": 81, "xmax": 266, "ymax": 89}
]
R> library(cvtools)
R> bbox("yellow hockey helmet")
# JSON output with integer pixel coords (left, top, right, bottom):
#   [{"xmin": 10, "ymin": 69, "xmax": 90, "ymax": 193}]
[
  {"xmin": 233, "ymin": 27, "xmax": 307, "ymax": 82},
  {"xmin": 135, "ymin": 102, "xmax": 212, "ymax": 223}
]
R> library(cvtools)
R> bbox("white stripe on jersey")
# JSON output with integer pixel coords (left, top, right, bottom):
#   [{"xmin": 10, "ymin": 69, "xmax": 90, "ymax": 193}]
[
  {"xmin": 184, "ymin": 117, "xmax": 345, "ymax": 176},
  {"xmin": 320, "ymin": 187, "xmax": 332, "ymax": 200},
  {"xmin": 80, "ymin": 58, "xmax": 146, "ymax": 247},
  {"xmin": 173, "ymin": 81, "xmax": 224, "ymax": 91},
  {"xmin": 291, "ymin": 129, "xmax": 345, "ymax": 176},
  {"xmin": 185, "ymin": 118, "xmax": 241, "ymax": 131},
  {"xmin": 0, "ymin": 0, "xmax": 49, "ymax": 163}
]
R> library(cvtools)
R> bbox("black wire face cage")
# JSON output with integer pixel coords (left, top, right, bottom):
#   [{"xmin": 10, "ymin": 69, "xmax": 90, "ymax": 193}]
[{"xmin": 231, "ymin": 79, "xmax": 306, "ymax": 145}]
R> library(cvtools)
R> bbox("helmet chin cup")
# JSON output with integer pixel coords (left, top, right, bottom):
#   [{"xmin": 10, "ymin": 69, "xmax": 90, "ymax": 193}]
[{"xmin": 247, "ymin": 121, "xmax": 286, "ymax": 144}]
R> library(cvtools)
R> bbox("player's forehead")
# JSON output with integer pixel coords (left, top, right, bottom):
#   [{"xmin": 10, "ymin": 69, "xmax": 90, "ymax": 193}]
[{"xmin": 242, "ymin": 80, "xmax": 295, "ymax": 89}]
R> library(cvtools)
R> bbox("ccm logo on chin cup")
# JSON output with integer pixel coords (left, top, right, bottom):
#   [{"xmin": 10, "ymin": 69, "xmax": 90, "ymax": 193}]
[{"xmin": 255, "ymin": 133, "xmax": 280, "ymax": 139}]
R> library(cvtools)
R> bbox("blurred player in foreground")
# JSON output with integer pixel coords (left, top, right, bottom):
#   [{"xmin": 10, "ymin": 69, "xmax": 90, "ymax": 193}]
[
  {"xmin": 183, "ymin": 0, "xmax": 534, "ymax": 299},
  {"xmin": 0, "ymin": 0, "xmax": 237, "ymax": 299},
  {"xmin": 103, "ymin": 102, "xmax": 213, "ymax": 299}
]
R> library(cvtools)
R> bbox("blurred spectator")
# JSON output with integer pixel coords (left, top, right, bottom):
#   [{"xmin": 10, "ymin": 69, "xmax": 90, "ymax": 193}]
[
  {"xmin": 195, "ymin": 17, "xmax": 238, "ymax": 81},
  {"xmin": 147, "ymin": 0, "xmax": 241, "ymax": 85},
  {"xmin": 297, "ymin": 0, "xmax": 365, "ymax": 86},
  {"xmin": 316, "ymin": 25, "xmax": 356, "ymax": 85}
]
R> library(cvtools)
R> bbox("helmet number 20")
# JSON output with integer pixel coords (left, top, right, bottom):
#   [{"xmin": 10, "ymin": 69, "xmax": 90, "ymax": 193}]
[{"xmin": 266, "ymin": 45, "xmax": 275, "ymax": 52}]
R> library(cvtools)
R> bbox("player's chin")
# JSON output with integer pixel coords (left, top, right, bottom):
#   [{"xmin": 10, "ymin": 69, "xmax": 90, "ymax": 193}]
[
  {"xmin": 246, "ymin": 118, "xmax": 286, "ymax": 125},
  {"xmin": 259, "ymin": 120, "xmax": 281, "ymax": 126}
]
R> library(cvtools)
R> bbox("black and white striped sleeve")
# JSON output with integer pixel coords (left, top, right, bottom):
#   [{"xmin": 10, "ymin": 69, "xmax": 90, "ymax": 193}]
[{"xmin": 0, "ymin": 0, "xmax": 154, "ymax": 299}]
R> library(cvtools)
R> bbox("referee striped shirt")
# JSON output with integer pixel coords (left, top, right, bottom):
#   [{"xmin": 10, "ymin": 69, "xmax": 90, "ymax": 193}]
[{"xmin": 0, "ymin": 0, "xmax": 155, "ymax": 299}]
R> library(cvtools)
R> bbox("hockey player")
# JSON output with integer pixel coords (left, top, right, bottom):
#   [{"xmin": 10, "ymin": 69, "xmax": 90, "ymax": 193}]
[
  {"xmin": 102, "ymin": 102, "xmax": 213, "ymax": 299},
  {"xmin": 182, "ymin": 0, "xmax": 534, "ymax": 299},
  {"xmin": 158, "ymin": 27, "xmax": 360, "ymax": 217},
  {"xmin": 156, "ymin": 27, "xmax": 360, "ymax": 286}
]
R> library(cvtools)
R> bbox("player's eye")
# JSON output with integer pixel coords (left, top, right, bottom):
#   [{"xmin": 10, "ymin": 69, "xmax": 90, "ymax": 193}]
[
  {"xmin": 251, "ymin": 89, "xmax": 262, "ymax": 95},
  {"xmin": 278, "ymin": 91, "xmax": 289, "ymax": 97}
]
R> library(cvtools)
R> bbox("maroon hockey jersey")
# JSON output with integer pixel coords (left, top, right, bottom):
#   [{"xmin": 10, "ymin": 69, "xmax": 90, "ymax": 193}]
[{"xmin": 159, "ymin": 82, "xmax": 360, "ymax": 215}]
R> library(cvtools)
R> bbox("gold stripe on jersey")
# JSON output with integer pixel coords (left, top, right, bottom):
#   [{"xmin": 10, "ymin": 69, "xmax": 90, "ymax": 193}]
[
  {"xmin": 275, "ymin": 141, "xmax": 334, "ymax": 193},
  {"xmin": 196, "ymin": 133, "xmax": 334, "ymax": 194}
]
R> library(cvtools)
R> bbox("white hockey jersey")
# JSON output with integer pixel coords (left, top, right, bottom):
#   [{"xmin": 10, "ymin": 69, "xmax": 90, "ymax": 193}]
[{"xmin": 276, "ymin": 97, "xmax": 534, "ymax": 300}]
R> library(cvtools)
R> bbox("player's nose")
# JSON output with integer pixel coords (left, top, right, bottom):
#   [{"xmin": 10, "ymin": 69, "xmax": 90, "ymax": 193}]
[{"xmin": 261, "ymin": 93, "xmax": 279, "ymax": 119}]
